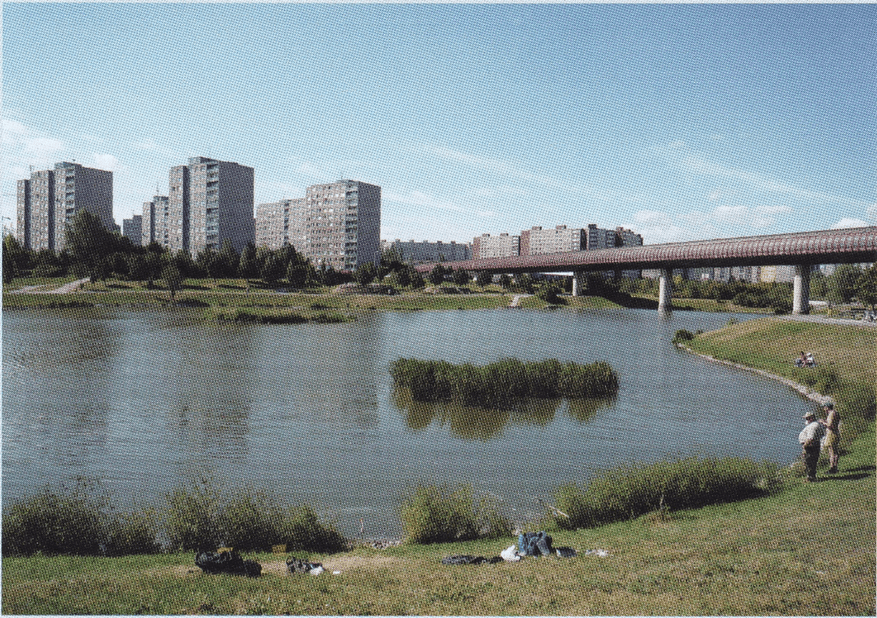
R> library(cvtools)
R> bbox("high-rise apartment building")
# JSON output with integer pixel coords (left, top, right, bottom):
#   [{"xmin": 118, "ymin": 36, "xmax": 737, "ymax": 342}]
[
  {"xmin": 253, "ymin": 179, "xmax": 380, "ymax": 271},
  {"xmin": 255, "ymin": 198, "xmax": 306, "ymax": 250},
  {"xmin": 304, "ymin": 180, "xmax": 381, "ymax": 271},
  {"xmin": 16, "ymin": 162, "xmax": 113, "ymax": 251},
  {"xmin": 520, "ymin": 225, "xmax": 586, "ymax": 256},
  {"xmin": 585, "ymin": 223, "xmax": 617, "ymax": 250},
  {"xmin": 472, "ymin": 233, "xmax": 520, "ymax": 259},
  {"xmin": 141, "ymin": 196, "xmax": 169, "ymax": 247},
  {"xmin": 165, "ymin": 157, "xmax": 255, "ymax": 254},
  {"xmin": 122, "ymin": 215, "xmax": 142, "ymax": 246},
  {"xmin": 380, "ymin": 239, "xmax": 471, "ymax": 264}
]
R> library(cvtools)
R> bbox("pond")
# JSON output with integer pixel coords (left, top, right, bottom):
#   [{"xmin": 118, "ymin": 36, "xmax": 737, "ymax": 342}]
[{"xmin": 2, "ymin": 307, "xmax": 809, "ymax": 537}]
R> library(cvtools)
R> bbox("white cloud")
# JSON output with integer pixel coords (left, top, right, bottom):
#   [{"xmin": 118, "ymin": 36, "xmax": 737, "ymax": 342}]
[
  {"xmin": 679, "ymin": 154, "xmax": 852, "ymax": 204},
  {"xmin": 712, "ymin": 204, "xmax": 792, "ymax": 228},
  {"xmin": 384, "ymin": 190, "xmax": 463, "ymax": 213},
  {"xmin": 627, "ymin": 210, "xmax": 693, "ymax": 244},
  {"xmin": 867, "ymin": 204, "xmax": 877, "ymax": 224},
  {"xmin": 2, "ymin": 118, "xmax": 65, "ymax": 161},
  {"xmin": 831, "ymin": 218, "xmax": 869, "ymax": 230},
  {"xmin": 93, "ymin": 153, "xmax": 125, "ymax": 173}
]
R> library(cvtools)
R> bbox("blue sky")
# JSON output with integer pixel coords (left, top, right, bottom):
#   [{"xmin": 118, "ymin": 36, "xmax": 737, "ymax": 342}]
[{"xmin": 3, "ymin": 3, "xmax": 875, "ymax": 245}]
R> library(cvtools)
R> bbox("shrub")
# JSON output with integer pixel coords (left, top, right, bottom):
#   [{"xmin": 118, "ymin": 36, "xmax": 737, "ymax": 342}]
[
  {"xmin": 163, "ymin": 482, "xmax": 223, "ymax": 552},
  {"xmin": 218, "ymin": 489, "xmax": 284, "ymax": 552},
  {"xmin": 281, "ymin": 505, "xmax": 347, "ymax": 553},
  {"xmin": 553, "ymin": 457, "xmax": 780, "ymax": 531},
  {"xmin": 672, "ymin": 329, "xmax": 695, "ymax": 345},
  {"xmin": 164, "ymin": 482, "xmax": 346, "ymax": 553},
  {"xmin": 536, "ymin": 284, "xmax": 562, "ymax": 304},
  {"xmin": 400, "ymin": 484, "xmax": 511, "ymax": 544},
  {"xmin": 104, "ymin": 508, "xmax": 161, "ymax": 556},
  {"xmin": 2, "ymin": 484, "xmax": 107, "ymax": 556}
]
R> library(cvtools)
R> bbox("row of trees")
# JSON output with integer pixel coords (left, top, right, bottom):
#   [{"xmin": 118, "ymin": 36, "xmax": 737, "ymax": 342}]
[{"xmin": 4, "ymin": 211, "xmax": 875, "ymax": 308}]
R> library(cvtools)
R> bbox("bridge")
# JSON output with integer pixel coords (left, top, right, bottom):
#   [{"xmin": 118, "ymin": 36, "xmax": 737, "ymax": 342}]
[{"xmin": 414, "ymin": 226, "xmax": 877, "ymax": 314}]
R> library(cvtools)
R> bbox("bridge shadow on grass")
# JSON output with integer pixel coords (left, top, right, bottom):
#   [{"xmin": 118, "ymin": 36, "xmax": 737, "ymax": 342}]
[{"xmin": 600, "ymin": 291, "xmax": 659, "ymax": 310}]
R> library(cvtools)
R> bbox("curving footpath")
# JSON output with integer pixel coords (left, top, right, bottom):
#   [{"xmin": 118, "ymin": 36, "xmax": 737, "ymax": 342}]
[{"xmin": 7, "ymin": 278, "xmax": 90, "ymax": 295}]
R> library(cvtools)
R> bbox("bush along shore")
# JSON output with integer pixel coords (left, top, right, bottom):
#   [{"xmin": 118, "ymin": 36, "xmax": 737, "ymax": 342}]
[
  {"xmin": 1, "ymin": 480, "xmax": 346, "ymax": 558},
  {"xmin": 389, "ymin": 357, "xmax": 619, "ymax": 407}
]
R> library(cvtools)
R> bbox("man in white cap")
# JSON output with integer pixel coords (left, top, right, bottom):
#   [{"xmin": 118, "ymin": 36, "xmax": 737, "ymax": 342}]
[{"xmin": 798, "ymin": 410, "xmax": 825, "ymax": 482}]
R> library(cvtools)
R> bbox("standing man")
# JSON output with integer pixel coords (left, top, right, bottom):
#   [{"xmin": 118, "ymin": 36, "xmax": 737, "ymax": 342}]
[
  {"xmin": 819, "ymin": 402, "xmax": 841, "ymax": 473},
  {"xmin": 798, "ymin": 411, "xmax": 825, "ymax": 482}
]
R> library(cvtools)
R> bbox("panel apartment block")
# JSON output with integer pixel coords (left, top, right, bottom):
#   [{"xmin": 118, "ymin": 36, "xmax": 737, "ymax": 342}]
[
  {"xmin": 255, "ymin": 198, "xmax": 307, "ymax": 250},
  {"xmin": 520, "ymin": 225, "xmax": 586, "ymax": 256},
  {"xmin": 381, "ymin": 239, "xmax": 471, "ymax": 264},
  {"xmin": 16, "ymin": 163, "xmax": 112, "ymax": 251},
  {"xmin": 52, "ymin": 162, "xmax": 114, "ymax": 251},
  {"xmin": 303, "ymin": 180, "xmax": 381, "ymax": 271},
  {"xmin": 122, "ymin": 215, "xmax": 143, "ymax": 246},
  {"xmin": 166, "ymin": 157, "xmax": 255, "ymax": 254},
  {"xmin": 141, "ymin": 196, "xmax": 169, "ymax": 247},
  {"xmin": 472, "ymin": 233, "xmax": 520, "ymax": 259}
]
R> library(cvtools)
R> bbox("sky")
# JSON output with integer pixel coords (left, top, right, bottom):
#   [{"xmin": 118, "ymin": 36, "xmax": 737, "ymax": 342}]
[{"xmin": 2, "ymin": 3, "xmax": 875, "ymax": 245}]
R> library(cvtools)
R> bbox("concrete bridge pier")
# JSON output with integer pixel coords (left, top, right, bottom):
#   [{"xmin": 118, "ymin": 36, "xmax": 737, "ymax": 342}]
[
  {"xmin": 572, "ymin": 271, "xmax": 585, "ymax": 297},
  {"xmin": 658, "ymin": 269, "xmax": 673, "ymax": 312},
  {"xmin": 792, "ymin": 264, "xmax": 811, "ymax": 315}
]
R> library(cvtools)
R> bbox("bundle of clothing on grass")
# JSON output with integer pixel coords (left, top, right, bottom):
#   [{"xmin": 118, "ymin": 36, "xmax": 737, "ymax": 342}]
[{"xmin": 441, "ymin": 531, "xmax": 584, "ymax": 565}]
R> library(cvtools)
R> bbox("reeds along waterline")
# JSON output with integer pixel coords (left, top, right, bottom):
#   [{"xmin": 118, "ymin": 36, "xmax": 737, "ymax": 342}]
[
  {"xmin": 389, "ymin": 358, "xmax": 619, "ymax": 406},
  {"xmin": 2, "ymin": 482, "xmax": 346, "ymax": 557},
  {"xmin": 552, "ymin": 456, "xmax": 781, "ymax": 531}
]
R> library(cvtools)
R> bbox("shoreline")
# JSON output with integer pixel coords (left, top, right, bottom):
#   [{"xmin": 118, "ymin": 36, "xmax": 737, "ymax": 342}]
[{"xmin": 676, "ymin": 342, "xmax": 832, "ymax": 407}]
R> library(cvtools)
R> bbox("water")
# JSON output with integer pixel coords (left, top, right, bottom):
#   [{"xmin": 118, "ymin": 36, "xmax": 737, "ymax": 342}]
[{"xmin": 2, "ymin": 307, "xmax": 810, "ymax": 537}]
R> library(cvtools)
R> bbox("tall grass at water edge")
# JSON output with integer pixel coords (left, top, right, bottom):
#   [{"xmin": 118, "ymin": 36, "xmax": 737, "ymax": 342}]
[
  {"xmin": 552, "ymin": 456, "xmax": 781, "ymax": 531},
  {"xmin": 2, "ymin": 481, "xmax": 345, "ymax": 557},
  {"xmin": 389, "ymin": 357, "xmax": 618, "ymax": 407},
  {"xmin": 399, "ymin": 484, "xmax": 512, "ymax": 544}
]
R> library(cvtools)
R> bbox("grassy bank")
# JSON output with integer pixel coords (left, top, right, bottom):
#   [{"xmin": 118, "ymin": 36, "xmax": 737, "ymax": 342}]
[{"xmin": 3, "ymin": 319, "xmax": 874, "ymax": 615}]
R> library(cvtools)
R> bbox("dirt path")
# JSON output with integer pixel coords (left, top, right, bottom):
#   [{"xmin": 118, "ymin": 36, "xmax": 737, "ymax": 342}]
[{"xmin": 8, "ymin": 278, "xmax": 90, "ymax": 294}]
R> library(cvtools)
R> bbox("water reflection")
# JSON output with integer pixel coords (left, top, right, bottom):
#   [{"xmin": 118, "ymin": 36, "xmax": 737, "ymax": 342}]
[{"xmin": 393, "ymin": 389, "xmax": 614, "ymax": 441}]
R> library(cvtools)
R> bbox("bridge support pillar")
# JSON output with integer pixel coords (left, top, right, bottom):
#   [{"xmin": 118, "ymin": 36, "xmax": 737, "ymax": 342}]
[
  {"xmin": 658, "ymin": 269, "xmax": 672, "ymax": 312},
  {"xmin": 572, "ymin": 271, "xmax": 585, "ymax": 297},
  {"xmin": 792, "ymin": 264, "xmax": 811, "ymax": 315}
]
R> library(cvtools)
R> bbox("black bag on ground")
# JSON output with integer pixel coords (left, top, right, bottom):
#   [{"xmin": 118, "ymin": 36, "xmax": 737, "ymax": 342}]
[
  {"xmin": 286, "ymin": 555, "xmax": 323, "ymax": 574},
  {"xmin": 441, "ymin": 554, "xmax": 502, "ymax": 565},
  {"xmin": 195, "ymin": 550, "xmax": 261, "ymax": 577}
]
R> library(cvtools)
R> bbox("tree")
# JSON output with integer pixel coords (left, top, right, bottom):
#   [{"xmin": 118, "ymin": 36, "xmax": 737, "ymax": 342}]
[
  {"xmin": 827, "ymin": 264, "xmax": 862, "ymax": 304},
  {"xmin": 238, "ymin": 243, "xmax": 259, "ymax": 279},
  {"xmin": 855, "ymin": 263, "xmax": 877, "ymax": 310},
  {"xmin": 429, "ymin": 264, "xmax": 446, "ymax": 286},
  {"xmin": 286, "ymin": 261, "xmax": 309, "ymax": 289},
  {"xmin": 410, "ymin": 269, "xmax": 425, "ymax": 290},
  {"xmin": 260, "ymin": 253, "xmax": 285, "ymax": 284},
  {"xmin": 218, "ymin": 240, "xmax": 240, "ymax": 279},
  {"xmin": 162, "ymin": 261, "xmax": 184, "ymax": 302},
  {"xmin": 452, "ymin": 269, "xmax": 470, "ymax": 286},
  {"xmin": 66, "ymin": 210, "xmax": 117, "ymax": 282},
  {"xmin": 355, "ymin": 262, "xmax": 377, "ymax": 286},
  {"xmin": 499, "ymin": 274, "xmax": 511, "ymax": 290},
  {"xmin": 475, "ymin": 271, "xmax": 492, "ymax": 288}
]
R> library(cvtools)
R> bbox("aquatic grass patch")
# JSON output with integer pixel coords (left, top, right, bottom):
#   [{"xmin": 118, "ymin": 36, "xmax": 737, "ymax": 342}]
[
  {"xmin": 389, "ymin": 357, "xmax": 618, "ymax": 407},
  {"xmin": 204, "ymin": 306, "xmax": 353, "ymax": 325},
  {"xmin": 399, "ymin": 484, "xmax": 512, "ymax": 544},
  {"xmin": 552, "ymin": 456, "xmax": 781, "ymax": 530}
]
